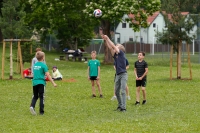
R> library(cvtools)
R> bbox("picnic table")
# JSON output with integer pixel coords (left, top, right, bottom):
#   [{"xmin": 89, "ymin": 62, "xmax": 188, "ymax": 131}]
[{"xmin": 64, "ymin": 50, "xmax": 88, "ymax": 61}]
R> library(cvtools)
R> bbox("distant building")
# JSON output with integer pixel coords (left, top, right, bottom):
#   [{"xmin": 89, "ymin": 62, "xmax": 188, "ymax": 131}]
[{"xmin": 115, "ymin": 11, "xmax": 197, "ymax": 44}]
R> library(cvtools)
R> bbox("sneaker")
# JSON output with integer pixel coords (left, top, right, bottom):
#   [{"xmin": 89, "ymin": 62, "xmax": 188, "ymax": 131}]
[
  {"xmin": 135, "ymin": 101, "xmax": 140, "ymax": 105},
  {"xmin": 127, "ymin": 96, "xmax": 131, "ymax": 100},
  {"xmin": 111, "ymin": 96, "xmax": 117, "ymax": 101},
  {"xmin": 91, "ymin": 94, "xmax": 96, "ymax": 98},
  {"xmin": 100, "ymin": 94, "xmax": 103, "ymax": 98},
  {"xmin": 120, "ymin": 108, "xmax": 126, "ymax": 112},
  {"xmin": 115, "ymin": 106, "xmax": 121, "ymax": 111},
  {"xmin": 142, "ymin": 100, "xmax": 146, "ymax": 105},
  {"xmin": 30, "ymin": 107, "xmax": 36, "ymax": 115}
]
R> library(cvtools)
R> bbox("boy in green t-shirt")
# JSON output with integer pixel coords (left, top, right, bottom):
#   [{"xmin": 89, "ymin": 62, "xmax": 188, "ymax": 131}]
[
  {"xmin": 87, "ymin": 51, "xmax": 103, "ymax": 98},
  {"xmin": 30, "ymin": 51, "xmax": 57, "ymax": 115}
]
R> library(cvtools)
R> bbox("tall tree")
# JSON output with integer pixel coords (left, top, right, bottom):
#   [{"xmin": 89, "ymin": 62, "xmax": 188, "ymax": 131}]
[
  {"xmin": 0, "ymin": 0, "xmax": 30, "ymax": 79},
  {"xmin": 23, "ymin": 0, "xmax": 96, "ymax": 51},
  {"xmin": 84, "ymin": 0, "xmax": 161, "ymax": 63},
  {"xmin": 157, "ymin": 0, "xmax": 198, "ymax": 79}
]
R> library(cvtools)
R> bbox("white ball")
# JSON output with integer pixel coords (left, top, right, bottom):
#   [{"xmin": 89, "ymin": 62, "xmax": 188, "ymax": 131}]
[{"xmin": 93, "ymin": 9, "xmax": 102, "ymax": 18}]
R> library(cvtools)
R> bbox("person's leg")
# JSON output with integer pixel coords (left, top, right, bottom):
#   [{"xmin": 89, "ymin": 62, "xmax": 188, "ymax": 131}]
[
  {"xmin": 96, "ymin": 79, "xmax": 103, "ymax": 97},
  {"xmin": 120, "ymin": 73, "xmax": 127, "ymax": 110},
  {"xmin": 30, "ymin": 85, "xmax": 39, "ymax": 115},
  {"xmin": 30, "ymin": 85, "xmax": 39, "ymax": 108},
  {"xmin": 91, "ymin": 80, "xmax": 96, "ymax": 96},
  {"xmin": 111, "ymin": 75, "xmax": 117, "ymax": 100},
  {"xmin": 136, "ymin": 87, "xmax": 140, "ymax": 103},
  {"xmin": 141, "ymin": 79, "xmax": 147, "ymax": 104},
  {"xmin": 126, "ymin": 85, "xmax": 131, "ymax": 100},
  {"xmin": 38, "ymin": 84, "xmax": 45, "ymax": 115},
  {"xmin": 115, "ymin": 75, "xmax": 121, "ymax": 108},
  {"xmin": 142, "ymin": 87, "xmax": 146, "ymax": 100},
  {"xmin": 111, "ymin": 85, "xmax": 117, "ymax": 100}
]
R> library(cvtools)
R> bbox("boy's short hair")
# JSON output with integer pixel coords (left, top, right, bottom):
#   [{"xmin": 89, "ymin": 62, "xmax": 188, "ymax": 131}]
[
  {"xmin": 91, "ymin": 51, "xmax": 97, "ymax": 54},
  {"xmin": 36, "ymin": 51, "xmax": 45, "ymax": 61},
  {"xmin": 139, "ymin": 51, "xmax": 145, "ymax": 56},
  {"xmin": 36, "ymin": 48, "xmax": 42, "ymax": 52},
  {"xmin": 116, "ymin": 44, "xmax": 125, "ymax": 52}
]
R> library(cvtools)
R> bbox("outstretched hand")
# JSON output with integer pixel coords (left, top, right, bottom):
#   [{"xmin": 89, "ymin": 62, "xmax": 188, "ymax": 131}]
[{"xmin": 101, "ymin": 34, "xmax": 108, "ymax": 40}]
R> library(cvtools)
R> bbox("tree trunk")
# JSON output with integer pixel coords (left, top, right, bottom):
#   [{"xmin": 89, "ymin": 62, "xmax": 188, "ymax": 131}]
[
  {"xmin": 177, "ymin": 41, "xmax": 182, "ymax": 79},
  {"xmin": 187, "ymin": 42, "xmax": 192, "ymax": 79},
  {"xmin": 102, "ymin": 20, "xmax": 113, "ymax": 64}
]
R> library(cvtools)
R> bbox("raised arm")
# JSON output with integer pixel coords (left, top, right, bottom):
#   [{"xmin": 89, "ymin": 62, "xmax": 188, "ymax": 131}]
[{"xmin": 101, "ymin": 35, "xmax": 119, "ymax": 56}]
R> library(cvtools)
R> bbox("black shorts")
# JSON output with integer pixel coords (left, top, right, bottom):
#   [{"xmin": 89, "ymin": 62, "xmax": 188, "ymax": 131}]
[
  {"xmin": 90, "ymin": 76, "xmax": 97, "ymax": 80},
  {"xmin": 136, "ymin": 79, "xmax": 147, "ymax": 87}
]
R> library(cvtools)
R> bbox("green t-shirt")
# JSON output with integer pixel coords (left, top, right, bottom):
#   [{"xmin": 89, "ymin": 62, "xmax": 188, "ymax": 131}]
[
  {"xmin": 88, "ymin": 59, "xmax": 100, "ymax": 76},
  {"xmin": 32, "ymin": 62, "xmax": 48, "ymax": 86}
]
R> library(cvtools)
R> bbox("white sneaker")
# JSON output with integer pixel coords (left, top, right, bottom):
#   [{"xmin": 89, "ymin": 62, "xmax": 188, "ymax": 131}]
[
  {"xmin": 111, "ymin": 96, "xmax": 117, "ymax": 101},
  {"xmin": 127, "ymin": 96, "xmax": 131, "ymax": 100},
  {"xmin": 30, "ymin": 107, "xmax": 37, "ymax": 115}
]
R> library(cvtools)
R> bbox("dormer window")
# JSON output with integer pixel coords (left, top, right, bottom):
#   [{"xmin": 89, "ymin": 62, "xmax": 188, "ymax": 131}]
[
  {"xmin": 122, "ymin": 23, "xmax": 126, "ymax": 28},
  {"xmin": 153, "ymin": 23, "xmax": 156, "ymax": 28}
]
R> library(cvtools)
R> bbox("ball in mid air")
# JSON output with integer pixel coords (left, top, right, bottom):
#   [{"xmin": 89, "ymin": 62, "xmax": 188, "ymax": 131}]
[{"xmin": 93, "ymin": 9, "xmax": 102, "ymax": 18}]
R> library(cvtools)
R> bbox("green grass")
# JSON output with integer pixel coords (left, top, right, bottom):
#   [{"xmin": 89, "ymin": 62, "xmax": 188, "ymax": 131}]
[{"xmin": 1, "ymin": 46, "xmax": 200, "ymax": 132}]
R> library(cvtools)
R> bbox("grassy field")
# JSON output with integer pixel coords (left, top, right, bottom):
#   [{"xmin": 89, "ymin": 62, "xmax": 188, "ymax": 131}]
[{"xmin": 0, "ymin": 46, "xmax": 200, "ymax": 133}]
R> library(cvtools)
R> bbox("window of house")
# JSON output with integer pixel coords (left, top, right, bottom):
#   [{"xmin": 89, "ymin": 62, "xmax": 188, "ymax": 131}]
[
  {"xmin": 117, "ymin": 38, "xmax": 120, "ymax": 43},
  {"xmin": 129, "ymin": 37, "xmax": 133, "ymax": 41},
  {"xmin": 153, "ymin": 23, "xmax": 156, "ymax": 28},
  {"xmin": 122, "ymin": 23, "xmax": 126, "ymax": 28}
]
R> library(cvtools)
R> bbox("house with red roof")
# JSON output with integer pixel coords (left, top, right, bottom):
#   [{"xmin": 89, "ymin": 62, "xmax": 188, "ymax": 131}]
[{"xmin": 114, "ymin": 11, "xmax": 197, "ymax": 44}]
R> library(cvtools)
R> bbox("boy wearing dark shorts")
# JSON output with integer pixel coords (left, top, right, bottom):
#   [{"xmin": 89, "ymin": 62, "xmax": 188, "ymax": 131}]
[
  {"xmin": 87, "ymin": 51, "xmax": 103, "ymax": 98},
  {"xmin": 134, "ymin": 51, "xmax": 148, "ymax": 105}
]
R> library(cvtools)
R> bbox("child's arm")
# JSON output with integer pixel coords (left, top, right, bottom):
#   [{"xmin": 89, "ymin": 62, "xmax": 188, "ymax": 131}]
[
  {"xmin": 126, "ymin": 65, "xmax": 129, "ymax": 70},
  {"xmin": 134, "ymin": 68, "xmax": 139, "ymax": 80},
  {"xmin": 97, "ymin": 66, "xmax": 100, "ymax": 80},
  {"xmin": 113, "ymin": 65, "xmax": 116, "ymax": 70},
  {"xmin": 101, "ymin": 35, "xmax": 119, "ymax": 56},
  {"xmin": 46, "ymin": 72, "xmax": 57, "ymax": 87},
  {"xmin": 139, "ymin": 68, "xmax": 148, "ymax": 80}
]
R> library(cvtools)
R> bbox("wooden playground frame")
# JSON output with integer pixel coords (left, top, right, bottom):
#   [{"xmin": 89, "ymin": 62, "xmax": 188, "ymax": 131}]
[{"xmin": 1, "ymin": 39, "xmax": 32, "ymax": 79}]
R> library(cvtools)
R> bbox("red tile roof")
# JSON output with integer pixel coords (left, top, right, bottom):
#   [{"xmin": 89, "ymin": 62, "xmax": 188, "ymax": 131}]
[
  {"xmin": 128, "ymin": 11, "xmax": 189, "ymax": 25},
  {"xmin": 128, "ymin": 11, "xmax": 160, "ymax": 25}
]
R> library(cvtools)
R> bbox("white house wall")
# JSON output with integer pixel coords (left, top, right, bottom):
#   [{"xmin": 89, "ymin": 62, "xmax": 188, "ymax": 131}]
[{"xmin": 115, "ymin": 13, "xmax": 197, "ymax": 44}]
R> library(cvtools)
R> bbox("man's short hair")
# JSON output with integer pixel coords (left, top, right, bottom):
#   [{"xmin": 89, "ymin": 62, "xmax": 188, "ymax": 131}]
[{"xmin": 36, "ymin": 51, "xmax": 45, "ymax": 61}]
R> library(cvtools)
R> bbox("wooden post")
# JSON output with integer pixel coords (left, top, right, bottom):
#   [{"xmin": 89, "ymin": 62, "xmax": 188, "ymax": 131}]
[
  {"xmin": 1, "ymin": 41, "xmax": 6, "ymax": 79},
  {"xmin": 10, "ymin": 41, "xmax": 13, "ymax": 79},
  {"xmin": 170, "ymin": 45, "xmax": 173, "ymax": 80},
  {"xmin": 187, "ymin": 42, "xmax": 192, "ymax": 79},
  {"xmin": 18, "ymin": 41, "xmax": 24, "ymax": 78},
  {"xmin": 17, "ymin": 42, "xmax": 20, "ymax": 73}
]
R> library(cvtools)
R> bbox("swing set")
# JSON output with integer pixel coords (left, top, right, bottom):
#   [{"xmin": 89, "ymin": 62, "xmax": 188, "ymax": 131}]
[{"xmin": 1, "ymin": 39, "xmax": 32, "ymax": 79}]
